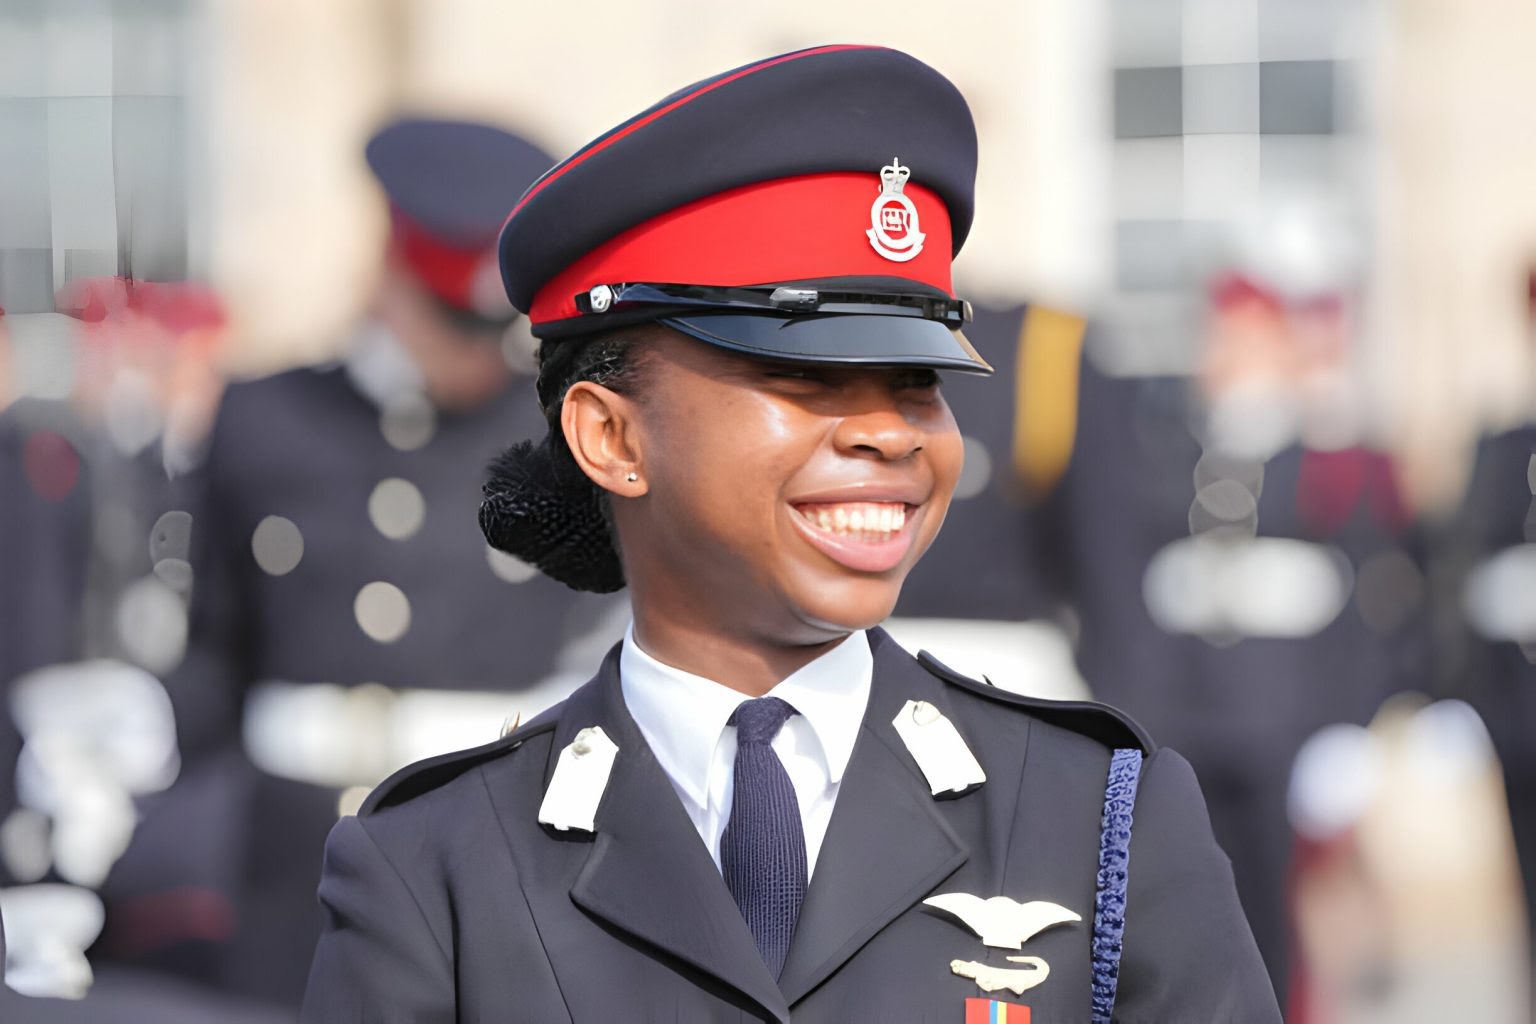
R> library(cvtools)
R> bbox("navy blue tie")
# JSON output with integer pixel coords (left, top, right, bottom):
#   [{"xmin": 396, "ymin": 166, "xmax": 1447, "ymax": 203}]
[{"xmin": 720, "ymin": 696, "xmax": 807, "ymax": 979}]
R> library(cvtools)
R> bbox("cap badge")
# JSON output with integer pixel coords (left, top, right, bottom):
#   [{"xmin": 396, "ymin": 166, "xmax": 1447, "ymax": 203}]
[{"xmin": 866, "ymin": 158, "xmax": 926, "ymax": 263}]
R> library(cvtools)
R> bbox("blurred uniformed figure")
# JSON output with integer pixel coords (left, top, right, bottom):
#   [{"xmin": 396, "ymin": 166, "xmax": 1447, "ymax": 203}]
[
  {"xmin": 0, "ymin": 291, "xmax": 307, "ymax": 1020},
  {"xmin": 0, "ymin": 287, "xmax": 206, "ymax": 926},
  {"xmin": 1437, "ymin": 424, "xmax": 1536, "ymax": 937},
  {"xmin": 105, "ymin": 117, "xmax": 618, "ymax": 1010},
  {"xmin": 0, "ymin": 308, "xmax": 91, "ymax": 841},
  {"xmin": 303, "ymin": 46, "xmax": 1277, "ymax": 1022},
  {"xmin": 888, "ymin": 264, "xmax": 1430, "ymax": 1001},
  {"xmin": 1285, "ymin": 695, "xmax": 1528, "ymax": 1022},
  {"xmin": 1026, "ymin": 274, "xmax": 1431, "ymax": 1001}
]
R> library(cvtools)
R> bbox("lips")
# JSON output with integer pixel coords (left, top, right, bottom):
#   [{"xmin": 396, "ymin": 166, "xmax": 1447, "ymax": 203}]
[{"xmin": 789, "ymin": 499, "xmax": 919, "ymax": 574}]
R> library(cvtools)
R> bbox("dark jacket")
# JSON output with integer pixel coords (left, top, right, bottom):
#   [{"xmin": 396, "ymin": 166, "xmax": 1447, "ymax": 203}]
[
  {"xmin": 303, "ymin": 628, "xmax": 1278, "ymax": 1023},
  {"xmin": 169, "ymin": 365, "xmax": 594, "ymax": 758}
]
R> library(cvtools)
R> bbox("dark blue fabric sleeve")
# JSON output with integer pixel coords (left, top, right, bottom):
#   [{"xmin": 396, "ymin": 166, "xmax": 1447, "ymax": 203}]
[
  {"xmin": 301, "ymin": 815, "xmax": 455, "ymax": 1024},
  {"xmin": 1111, "ymin": 747, "xmax": 1281, "ymax": 1024}
]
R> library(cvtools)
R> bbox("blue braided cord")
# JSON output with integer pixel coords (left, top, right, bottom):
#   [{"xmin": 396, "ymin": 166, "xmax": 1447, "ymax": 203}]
[{"xmin": 1090, "ymin": 748, "xmax": 1143, "ymax": 1024}]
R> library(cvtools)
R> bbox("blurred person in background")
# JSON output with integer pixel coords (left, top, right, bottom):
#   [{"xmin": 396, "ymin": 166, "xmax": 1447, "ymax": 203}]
[
  {"xmin": 0, "ymin": 288, "xmax": 306, "ymax": 1020},
  {"xmin": 56, "ymin": 276, "xmax": 229, "ymax": 675},
  {"xmin": 1284, "ymin": 696, "xmax": 1527, "ymax": 1022},
  {"xmin": 874, "ymin": 244, "xmax": 1425, "ymax": 1008},
  {"xmin": 1024, "ymin": 259, "xmax": 1430, "ymax": 1003},
  {"xmin": 0, "ymin": 304, "xmax": 94, "ymax": 708},
  {"xmin": 856, "ymin": 195, "xmax": 1431, "ymax": 1004},
  {"xmin": 1429, "ymin": 293, "xmax": 1536, "ymax": 964},
  {"xmin": 1, "ymin": 281, "xmax": 225, "ymax": 901},
  {"xmin": 97, "ymin": 117, "xmax": 619, "ymax": 1013}
]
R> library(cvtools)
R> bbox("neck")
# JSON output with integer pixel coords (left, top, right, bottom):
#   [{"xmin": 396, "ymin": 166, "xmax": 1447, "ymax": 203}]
[{"xmin": 629, "ymin": 614, "xmax": 851, "ymax": 697}]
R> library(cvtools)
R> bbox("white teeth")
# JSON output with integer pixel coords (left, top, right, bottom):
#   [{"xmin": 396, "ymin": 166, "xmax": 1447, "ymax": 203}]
[{"xmin": 800, "ymin": 502, "xmax": 909, "ymax": 541}]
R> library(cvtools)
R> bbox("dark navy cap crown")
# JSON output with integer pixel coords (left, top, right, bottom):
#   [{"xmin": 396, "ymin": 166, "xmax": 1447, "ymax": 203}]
[
  {"xmin": 367, "ymin": 117, "xmax": 555, "ymax": 249},
  {"xmin": 367, "ymin": 116, "xmax": 555, "ymax": 317},
  {"xmin": 496, "ymin": 45, "xmax": 989, "ymax": 373}
]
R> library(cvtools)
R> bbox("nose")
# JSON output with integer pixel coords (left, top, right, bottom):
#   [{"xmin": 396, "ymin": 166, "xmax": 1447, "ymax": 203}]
[{"xmin": 832, "ymin": 382, "xmax": 925, "ymax": 461}]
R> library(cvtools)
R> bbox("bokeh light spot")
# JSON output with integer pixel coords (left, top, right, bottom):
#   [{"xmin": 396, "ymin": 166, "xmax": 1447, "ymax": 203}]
[
  {"xmin": 368, "ymin": 477, "xmax": 426, "ymax": 540},
  {"xmin": 251, "ymin": 515, "xmax": 304, "ymax": 576},
  {"xmin": 1463, "ymin": 544, "xmax": 1536, "ymax": 641},
  {"xmin": 354, "ymin": 581, "xmax": 411, "ymax": 643},
  {"xmin": 1193, "ymin": 450, "xmax": 1265, "ymax": 496},
  {"xmin": 379, "ymin": 399, "xmax": 436, "ymax": 452},
  {"xmin": 1188, "ymin": 479, "xmax": 1259, "ymax": 535},
  {"xmin": 115, "ymin": 576, "xmax": 189, "ymax": 674}
]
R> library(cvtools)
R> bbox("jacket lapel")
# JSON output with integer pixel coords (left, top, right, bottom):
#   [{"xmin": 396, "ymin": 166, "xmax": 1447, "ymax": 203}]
[
  {"xmin": 558, "ymin": 646, "xmax": 791, "ymax": 1022},
  {"xmin": 777, "ymin": 628, "xmax": 972, "ymax": 1004}
]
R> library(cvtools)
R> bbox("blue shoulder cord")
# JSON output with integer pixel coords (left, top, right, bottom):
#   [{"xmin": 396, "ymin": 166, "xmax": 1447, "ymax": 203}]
[{"xmin": 1090, "ymin": 747, "xmax": 1144, "ymax": 1024}]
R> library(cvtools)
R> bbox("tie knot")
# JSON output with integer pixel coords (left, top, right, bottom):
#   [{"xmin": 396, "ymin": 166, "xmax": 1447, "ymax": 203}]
[{"xmin": 730, "ymin": 696, "xmax": 798, "ymax": 746}]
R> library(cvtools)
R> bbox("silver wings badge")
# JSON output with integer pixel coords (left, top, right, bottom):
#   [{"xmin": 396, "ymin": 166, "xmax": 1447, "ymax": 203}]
[{"xmin": 922, "ymin": 893, "xmax": 1081, "ymax": 949}]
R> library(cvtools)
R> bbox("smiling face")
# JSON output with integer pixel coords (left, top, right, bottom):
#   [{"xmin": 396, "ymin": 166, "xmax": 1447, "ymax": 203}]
[{"xmin": 586, "ymin": 326, "xmax": 964, "ymax": 683}]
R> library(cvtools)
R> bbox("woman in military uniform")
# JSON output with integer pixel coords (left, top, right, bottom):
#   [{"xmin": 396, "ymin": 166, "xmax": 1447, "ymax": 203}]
[{"xmin": 302, "ymin": 45, "xmax": 1279, "ymax": 1023}]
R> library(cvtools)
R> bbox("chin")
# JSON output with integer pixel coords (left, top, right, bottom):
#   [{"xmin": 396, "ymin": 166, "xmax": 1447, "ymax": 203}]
[{"xmin": 791, "ymin": 575, "xmax": 906, "ymax": 637}]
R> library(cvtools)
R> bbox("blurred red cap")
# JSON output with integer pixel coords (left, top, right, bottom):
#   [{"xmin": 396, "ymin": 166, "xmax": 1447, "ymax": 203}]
[{"xmin": 55, "ymin": 277, "xmax": 226, "ymax": 337}]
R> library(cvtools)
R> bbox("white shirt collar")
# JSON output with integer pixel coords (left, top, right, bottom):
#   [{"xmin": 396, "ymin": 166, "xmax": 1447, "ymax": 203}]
[{"xmin": 619, "ymin": 625, "xmax": 873, "ymax": 813}]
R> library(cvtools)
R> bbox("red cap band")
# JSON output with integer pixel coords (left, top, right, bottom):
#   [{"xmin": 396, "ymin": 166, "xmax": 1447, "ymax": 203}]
[
  {"xmin": 389, "ymin": 206, "xmax": 492, "ymax": 311},
  {"xmin": 528, "ymin": 173, "xmax": 954, "ymax": 326}
]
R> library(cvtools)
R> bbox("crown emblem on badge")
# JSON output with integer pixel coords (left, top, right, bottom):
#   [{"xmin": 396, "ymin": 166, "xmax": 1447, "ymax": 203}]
[{"xmin": 867, "ymin": 158, "xmax": 926, "ymax": 263}]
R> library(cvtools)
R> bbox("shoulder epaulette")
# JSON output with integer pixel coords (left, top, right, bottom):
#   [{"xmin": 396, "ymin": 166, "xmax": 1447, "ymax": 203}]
[
  {"xmin": 918, "ymin": 650, "xmax": 1154, "ymax": 755},
  {"xmin": 360, "ymin": 716, "xmax": 559, "ymax": 815}
]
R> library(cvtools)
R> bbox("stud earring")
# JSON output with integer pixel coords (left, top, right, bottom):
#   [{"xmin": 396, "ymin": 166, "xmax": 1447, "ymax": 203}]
[{"xmin": 625, "ymin": 472, "xmax": 639, "ymax": 483}]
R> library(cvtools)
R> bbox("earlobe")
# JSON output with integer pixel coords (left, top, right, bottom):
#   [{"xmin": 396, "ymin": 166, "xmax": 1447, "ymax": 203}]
[{"xmin": 561, "ymin": 382, "xmax": 648, "ymax": 496}]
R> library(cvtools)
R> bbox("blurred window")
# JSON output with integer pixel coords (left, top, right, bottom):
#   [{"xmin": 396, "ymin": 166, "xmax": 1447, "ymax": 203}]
[{"xmin": 0, "ymin": 0, "xmax": 196, "ymax": 314}]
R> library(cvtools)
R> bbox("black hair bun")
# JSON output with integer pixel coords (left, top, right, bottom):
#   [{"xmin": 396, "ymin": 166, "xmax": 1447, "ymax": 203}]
[{"xmin": 479, "ymin": 437, "xmax": 626, "ymax": 593}]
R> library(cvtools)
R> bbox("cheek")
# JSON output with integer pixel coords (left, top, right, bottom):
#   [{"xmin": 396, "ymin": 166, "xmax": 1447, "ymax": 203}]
[
  {"xmin": 925, "ymin": 413, "xmax": 966, "ymax": 496},
  {"xmin": 649, "ymin": 392, "xmax": 801, "ymax": 518},
  {"xmin": 936, "ymin": 432, "xmax": 966, "ymax": 490},
  {"xmin": 923, "ymin": 434, "xmax": 965, "ymax": 542},
  {"xmin": 674, "ymin": 389, "xmax": 800, "ymax": 466}
]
